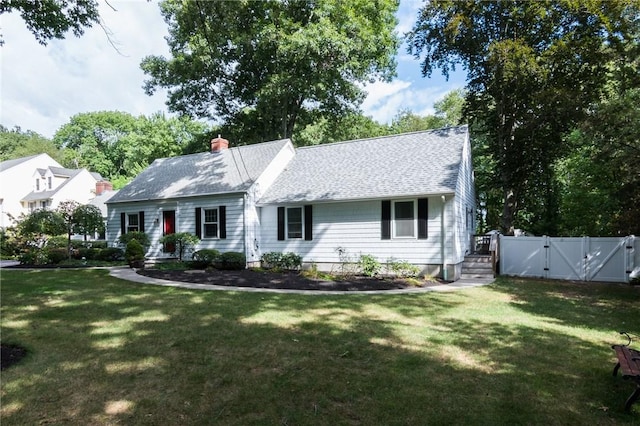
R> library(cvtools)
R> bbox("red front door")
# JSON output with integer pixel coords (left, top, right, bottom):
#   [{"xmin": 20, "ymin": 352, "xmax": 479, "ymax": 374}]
[{"xmin": 163, "ymin": 210, "xmax": 176, "ymax": 253}]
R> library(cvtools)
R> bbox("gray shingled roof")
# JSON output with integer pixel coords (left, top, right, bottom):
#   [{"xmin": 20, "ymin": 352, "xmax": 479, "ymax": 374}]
[
  {"xmin": 107, "ymin": 139, "xmax": 291, "ymax": 204},
  {"xmin": 0, "ymin": 154, "xmax": 42, "ymax": 173},
  {"xmin": 258, "ymin": 126, "xmax": 468, "ymax": 204}
]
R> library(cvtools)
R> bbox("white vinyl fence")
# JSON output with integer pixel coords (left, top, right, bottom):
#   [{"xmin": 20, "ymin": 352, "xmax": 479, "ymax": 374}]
[{"xmin": 499, "ymin": 236, "xmax": 639, "ymax": 283}]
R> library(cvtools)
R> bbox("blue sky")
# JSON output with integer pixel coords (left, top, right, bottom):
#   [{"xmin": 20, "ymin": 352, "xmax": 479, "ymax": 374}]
[{"xmin": 0, "ymin": 0, "xmax": 466, "ymax": 139}]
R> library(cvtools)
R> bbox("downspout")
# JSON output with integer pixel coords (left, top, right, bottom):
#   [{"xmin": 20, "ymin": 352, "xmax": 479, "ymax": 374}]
[
  {"xmin": 243, "ymin": 193, "xmax": 248, "ymax": 267},
  {"xmin": 441, "ymin": 195, "xmax": 447, "ymax": 281}
]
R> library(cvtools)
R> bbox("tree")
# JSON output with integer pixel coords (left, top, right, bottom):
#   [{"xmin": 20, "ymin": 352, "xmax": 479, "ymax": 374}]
[
  {"xmin": 407, "ymin": 0, "xmax": 640, "ymax": 234},
  {"xmin": 53, "ymin": 111, "xmax": 210, "ymax": 184},
  {"xmin": 0, "ymin": 0, "xmax": 100, "ymax": 45},
  {"xmin": 557, "ymin": 89, "xmax": 640, "ymax": 235},
  {"xmin": 16, "ymin": 209, "xmax": 66, "ymax": 248},
  {"xmin": 72, "ymin": 204, "xmax": 104, "ymax": 241},
  {"xmin": 141, "ymin": 0, "xmax": 399, "ymax": 143},
  {"xmin": 159, "ymin": 232, "xmax": 199, "ymax": 261},
  {"xmin": 0, "ymin": 125, "xmax": 64, "ymax": 162},
  {"xmin": 56, "ymin": 200, "xmax": 81, "ymax": 259}
]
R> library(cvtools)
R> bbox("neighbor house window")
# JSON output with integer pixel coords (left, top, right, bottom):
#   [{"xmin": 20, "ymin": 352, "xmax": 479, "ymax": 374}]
[
  {"xmin": 28, "ymin": 202, "xmax": 36, "ymax": 212},
  {"xmin": 36, "ymin": 179, "xmax": 40, "ymax": 190},
  {"xmin": 48, "ymin": 177, "xmax": 52, "ymax": 189},
  {"xmin": 287, "ymin": 207, "xmax": 303, "ymax": 239},
  {"xmin": 394, "ymin": 201, "xmax": 415, "ymax": 238},
  {"xmin": 127, "ymin": 213, "xmax": 139, "ymax": 232},
  {"xmin": 203, "ymin": 208, "xmax": 219, "ymax": 238},
  {"xmin": 40, "ymin": 200, "xmax": 48, "ymax": 209}
]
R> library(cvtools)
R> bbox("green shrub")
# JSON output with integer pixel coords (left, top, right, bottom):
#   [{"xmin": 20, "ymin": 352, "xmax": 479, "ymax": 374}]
[
  {"xmin": 220, "ymin": 251, "xmax": 246, "ymax": 270},
  {"xmin": 281, "ymin": 252, "xmax": 302, "ymax": 270},
  {"xmin": 124, "ymin": 240, "xmax": 145, "ymax": 266},
  {"xmin": 118, "ymin": 232, "xmax": 150, "ymax": 248},
  {"xmin": 261, "ymin": 252, "xmax": 282, "ymax": 269},
  {"xmin": 46, "ymin": 235, "xmax": 69, "ymax": 248},
  {"xmin": 97, "ymin": 247, "xmax": 124, "ymax": 261},
  {"xmin": 18, "ymin": 248, "xmax": 49, "ymax": 265},
  {"xmin": 0, "ymin": 228, "xmax": 21, "ymax": 258},
  {"xmin": 261, "ymin": 252, "xmax": 302, "ymax": 271},
  {"xmin": 386, "ymin": 258, "xmax": 420, "ymax": 278},
  {"xmin": 192, "ymin": 249, "xmax": 221, "ymax": 269},
  {"xmin": 159, "ymin": 232, "xmax": 200, "ymax": 261},
  {"xmin": 358, "ymin": 254, "xmax": 381, "ymax": 277},
  {"xmin": 45, "ymin": 248, "xmax": 68, "ymax": 264}
]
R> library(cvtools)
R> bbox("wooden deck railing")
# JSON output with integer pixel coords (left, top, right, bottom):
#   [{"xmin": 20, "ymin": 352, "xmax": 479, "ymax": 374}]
[{"xmin": 471, "ymin": 233, "xmax": 500, "ymax": 276}]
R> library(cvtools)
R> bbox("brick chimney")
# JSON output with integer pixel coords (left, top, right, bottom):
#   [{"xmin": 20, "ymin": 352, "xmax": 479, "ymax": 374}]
[
  {"xmin": 210, "ymin": 135, "xmax": 229, "ymax": 153},
  {"xmin": 96, "ymin": 180, "xmax": 113, "ymax": 196}
]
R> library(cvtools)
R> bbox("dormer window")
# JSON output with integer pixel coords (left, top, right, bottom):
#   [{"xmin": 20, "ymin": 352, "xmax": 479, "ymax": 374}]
[
  {"xmin": 48, "ymin": 177, "xmax": 52, "ymax": 189},
  {"xmin": 36, "ymin": 179, "xmax": 40, "ymax": 191}
]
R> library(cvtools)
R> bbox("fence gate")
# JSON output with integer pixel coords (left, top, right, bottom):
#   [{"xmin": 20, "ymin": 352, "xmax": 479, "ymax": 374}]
[{"xmin": 499, "ymin": 235, "xmax": 637, "ymax": 283}]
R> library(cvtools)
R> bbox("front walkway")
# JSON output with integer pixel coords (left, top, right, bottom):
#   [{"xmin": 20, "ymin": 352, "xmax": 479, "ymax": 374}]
[{"xmin": 109, "ymin": 267, "xmax": 494, "ymax": 295}]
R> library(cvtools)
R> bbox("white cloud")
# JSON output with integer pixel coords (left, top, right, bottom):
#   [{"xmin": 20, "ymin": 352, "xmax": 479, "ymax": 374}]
[
  {"xmin": 0, "ymin": 0, "xmax": 465, "ymax": 139},
  {"xmin": 361, "ymin": 80, "xmax": 462, "ymax": 124},
  {"xmin": 0, "ymin": 0, "xmax": 170, "ymax": 138}
]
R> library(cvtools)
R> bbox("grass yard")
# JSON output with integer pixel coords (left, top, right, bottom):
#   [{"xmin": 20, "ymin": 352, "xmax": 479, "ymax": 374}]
[{"xmin": 1, "ymin": 269, "xmax": 639, "ymax": 425}]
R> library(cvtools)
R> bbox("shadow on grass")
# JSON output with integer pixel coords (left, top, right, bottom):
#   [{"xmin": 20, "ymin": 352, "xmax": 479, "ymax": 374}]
[{"xmin": 1, "ymin": 270, "xmax": 638, "ymax": 424}]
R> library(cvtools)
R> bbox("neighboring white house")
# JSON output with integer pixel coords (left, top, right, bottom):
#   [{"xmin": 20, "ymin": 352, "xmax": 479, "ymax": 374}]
[
  {"xmin": 0, "ymin": 153, "xmax": 107, "ymax": 228},
  {"xmin": 0, "ymin": 153, "xmax": 62, "ymax": 228},
  {"xmin": 106, "ymin": 126, "xmax": 476, "ymax": 280}
]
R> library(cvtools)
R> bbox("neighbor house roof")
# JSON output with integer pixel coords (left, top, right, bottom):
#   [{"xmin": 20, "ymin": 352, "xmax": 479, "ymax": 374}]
[
  {"xmin": 89, "ymin": 190, "xmax": 118, "ymax": 217},
  {"xmin": 0, "ymin": 154, "xmax": 43, "ymax": 173},
  {"xmin": 107, "ymin": 139, "xmax": 291, "ymax": 204},
  {"xmin": 22, "ymin": 167, "xmax": 98, "ymax": 202},
  {"xmin": 258, "ymin": 126, "xmax": 469, "ymax": 204}
]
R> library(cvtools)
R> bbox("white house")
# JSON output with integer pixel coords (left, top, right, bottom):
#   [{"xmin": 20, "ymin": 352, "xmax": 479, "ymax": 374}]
[
  {"xmin": 0, "ymin": 153, "xmax": 62, "ymax": 227},
  {"xmin": 106, "ymin": 126, "xmax": 476, "ymax": 280},
  {"xmin": 0, "ymin": 153, "xmax": 108, "ymax": 228}
]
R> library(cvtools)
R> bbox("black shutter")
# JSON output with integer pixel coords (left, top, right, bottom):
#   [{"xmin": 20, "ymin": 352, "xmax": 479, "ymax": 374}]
[
  {"xmin": 304, "ymin": 205, "xmax": 313, "ymax": 241},
  {"xmin": 418, "ymin": 198, "xmax": 428, "ymax": 239},
  {"xmin": 139, "ymin": 211, "xmax": 145, "ymax": 233},
  {"xmin": 381, "ymin": 200, "xmax": 391, "ymax": 240},
  {"xmin": 219, "ymin": 206, "xmax": 226, "ymax": 239},
  {"xmin": 195, "ymin": 208, "xmax": 202, "ymax": 238},
  {"xmin": 120, "ymin": 212, "xmax": 126, "ymax": 235},
  {"xmin": 277, "ymin": 207, "xmax": 285, "ymax": 241}
]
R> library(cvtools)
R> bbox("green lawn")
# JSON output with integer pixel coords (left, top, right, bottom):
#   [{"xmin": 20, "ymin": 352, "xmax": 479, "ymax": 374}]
[{"xmin": 1, "ymin": 269, "xmax": 639, "ymax": 425}]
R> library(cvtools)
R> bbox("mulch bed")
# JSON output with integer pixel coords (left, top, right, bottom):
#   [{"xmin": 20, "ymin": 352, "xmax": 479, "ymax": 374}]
[
  {"xmin": 138, "ymin": 268, "xmax": 444, "ymax": 291},
  {"xmin": 1, "ymin": 344, "xmax": 27, "ymax": 370}
]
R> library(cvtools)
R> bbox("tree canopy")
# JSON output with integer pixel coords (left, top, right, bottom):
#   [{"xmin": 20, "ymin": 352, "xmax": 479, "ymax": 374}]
[
  {"xmin": 53, "ymin": 111, "xmax": 210, "ymax": 185},
  {"xmin": 0, "ymin": 0, "xmax": 100, "ymax": 45},
  {"xmin": 408, "ymin": 0, "xmax": 640, "ymax": 234},
  {"xmin": 141, "ymin": 0, "xmax": 400, "ymax": 143}
]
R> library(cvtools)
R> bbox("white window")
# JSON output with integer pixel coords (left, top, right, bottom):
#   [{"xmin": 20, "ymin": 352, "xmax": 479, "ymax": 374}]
[
  {"xmin": 393, "ymin": 200, "xmax": 415, "ymax": 238},
  {"xmin": 48, "ymin": 177, "xmax": 52, "ymax": 189},
  {"xmin": 36, "ymin": 179, "xmax": 40, "ymax": 191},
  {"xmin": 287, "ymin": 207, "xmax": 303, "ymax": 239},
  {"xmin": 28, "ymin": 202, "xmax": 36, "ymax": 212},
  {"xmin": 40, "ymin": 200, "xmax": 48, "ymax": 209},
  {"xmin": 203, "ymin": 208, "xmax": 219, "ymax": 238},
  {"xmin": 127, "ymin": 213, "xmax": 139, "ymax": 232}
]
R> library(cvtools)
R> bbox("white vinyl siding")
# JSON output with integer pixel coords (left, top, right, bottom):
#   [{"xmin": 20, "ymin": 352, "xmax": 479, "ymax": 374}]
[{"xmin": 259, "ymin": 198, "xmax": 444, "ymax": 267}]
